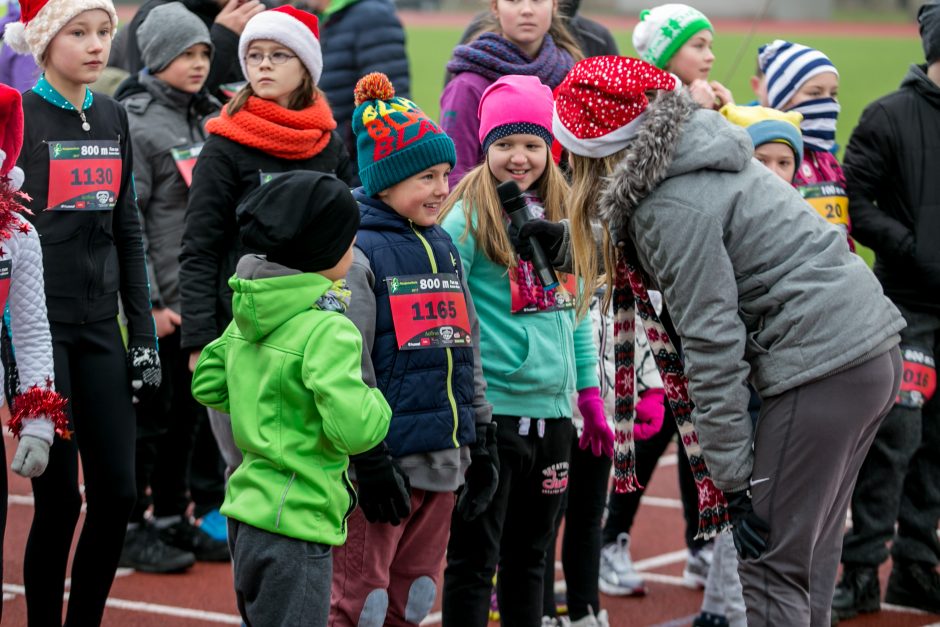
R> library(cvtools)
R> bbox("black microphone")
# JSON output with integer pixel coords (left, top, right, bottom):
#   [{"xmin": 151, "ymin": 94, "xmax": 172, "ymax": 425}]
[{"xmin": 498, "ymin": 180, "xmax": 559, "ymax": 291}]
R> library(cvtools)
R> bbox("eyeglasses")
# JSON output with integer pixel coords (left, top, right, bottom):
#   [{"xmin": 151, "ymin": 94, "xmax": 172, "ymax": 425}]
[{"xmin": 244, "ymin": 51, "xmax": 297, "ymax": 66}]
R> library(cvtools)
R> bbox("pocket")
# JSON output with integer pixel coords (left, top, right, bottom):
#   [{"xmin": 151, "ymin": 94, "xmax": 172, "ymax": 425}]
[{"xmin": 503, "ymin": 328, "xmax": 533, "ymax": 380}]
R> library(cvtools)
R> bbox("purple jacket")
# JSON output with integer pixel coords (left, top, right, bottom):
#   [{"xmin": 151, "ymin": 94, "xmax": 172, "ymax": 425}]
[
  {"xmin": 0, "ymin": 6, "xmax": 40, "ymax": 92},
  {"xmin": 440, "ymin": 71, "xmax": 492, "ymax": 189}
]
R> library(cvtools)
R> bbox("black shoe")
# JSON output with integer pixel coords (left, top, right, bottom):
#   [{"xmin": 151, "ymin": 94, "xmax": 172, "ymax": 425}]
[
  {"xmin": 691, "ymin": 612, "xmax": 729, "ymax": 627},
  {"xmin": 885, "ymin": 560, "xmax": 940, "ymax": 614},
  {"xmin": 119, "ymin": 524, "xmax": 196, "ymax": 574},
  {"xmin": 831, "ymin": 565, "xmax": 880, "ymax": 620},
  {"xmin": 160, "ymin": 518, "xmax": 231, "ymax": 562}
]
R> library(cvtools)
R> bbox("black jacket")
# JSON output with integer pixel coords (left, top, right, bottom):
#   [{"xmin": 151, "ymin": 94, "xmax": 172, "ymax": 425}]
[
  {"xmin": 844, "ymin": 64, "xmax": 940, "ymax": 313},
  {"xmin": 16, "ymin": 91, "xmax": 155, "ymax": 346},
  {"xmin": 179, "ymin": 131, "xmax": 358, "ymax": 351}
]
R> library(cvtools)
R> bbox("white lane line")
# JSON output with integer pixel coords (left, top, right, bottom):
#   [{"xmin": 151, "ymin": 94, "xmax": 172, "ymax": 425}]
[
  {"xmin": 657, "ymin": 454, "xmax": 678, "ymax": 467},
  {"xmin": 634, "ymin": 549, "xmax": 689, "ymax": 571},
  {"xmin": 420, "ymin": 611, "xmax": 442, "ymax": 625},
  {"xmin": 640, "ymin": 496, "xmax": 683, "ymax": 509}
]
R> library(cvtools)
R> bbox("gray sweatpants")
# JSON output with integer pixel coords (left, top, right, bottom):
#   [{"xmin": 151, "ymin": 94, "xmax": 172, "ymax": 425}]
[
  {"xmin": 738, "ymin": 346, "xmax": 902, "ymax": 627},
  {"xmin": 228, "ymin": 519, "xmax": 333, "ymax": 627}
]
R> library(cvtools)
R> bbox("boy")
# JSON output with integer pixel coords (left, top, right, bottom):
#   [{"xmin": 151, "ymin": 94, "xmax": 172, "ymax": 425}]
[{"xmin": 191, "ymin": 170, "xmax": 392, "ymax": 627}]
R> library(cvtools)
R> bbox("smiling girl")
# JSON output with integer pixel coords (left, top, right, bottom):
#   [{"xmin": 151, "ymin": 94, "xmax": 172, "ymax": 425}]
[{"xmin": 5, "ymin": 0, "xmax": 162, "ymax": 623}]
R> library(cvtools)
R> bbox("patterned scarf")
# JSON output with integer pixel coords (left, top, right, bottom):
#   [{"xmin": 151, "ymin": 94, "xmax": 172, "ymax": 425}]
[
  {"xmin": 313, "ymin": 280, "xmax": 351, "ymax": 313},
  {"xmin": 446, "ymin": 32, "xmax": 574, "ymax": 90},
  {"xmin": 613, "ymin": 253, "xmax": 730, "ymax": 540},
  {"xmin": 788, "ymin": 97, "xmax": 840, "ymax": 153}
]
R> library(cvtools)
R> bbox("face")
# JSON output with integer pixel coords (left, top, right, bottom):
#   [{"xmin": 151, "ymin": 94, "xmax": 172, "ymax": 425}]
[
  {"xmin": 754, "ymin": 142, "xmax": 797, "ymax": 183},
  {"xmin": 377, "ymin": 163, "xmax": 451, "ymax": 227},
  {"xmin": 155, "ymin": 43, "xmax": 211, "ymax": 94},
  {"xmin": 320, "ymin": 238, "xmax": 356, "ymax": 281},
  {"xmin": 43, "ymin": 10, "xmax": 113, "ymax": 86},
  {"xmin": 665, "ymin": 30, "xmax": 714, "ymax": 84},
  {"xmin": 491, "ymin": 0, "xmax": 556, "ymax": 58},
  {"xmin": 245, "ymin": 39, "xmax": 305, "ymax": 107},
  {"xmin": 486, "ymin": 133, "xmax": 548, "ymax": 193},
  {"xmin": 783, "ymin": 71, "xmax": 839, "ymax": 108}
]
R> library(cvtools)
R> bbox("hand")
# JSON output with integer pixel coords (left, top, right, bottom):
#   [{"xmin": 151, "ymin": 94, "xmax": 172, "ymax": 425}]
[
  {"xmin": 215, "ymin": 0, "xmax": 265, "ymax": 35},
  {"xmin": 457, "ymin": 422, "xmax": 500, "ymax": 521},
  {"xmin": 152, "ymin": 307, "xmax": 181, "ymax": 339},
  {"xmin": 127, "ymin": 345, "xmax": 162, "ymax": 404},
  {"xmin": 188, "ymin": 350, "xmax": 202, "ymax": 373},
  {"xmin": 710, "ymin": 81, "xmax": 735, "ymax": 108},
  {"xmin": 635, "ymin": 388, "xmax": 665, "ymax": 440},
  {"xmin": 352, "ymin": 444, "xmax": 411, "ymax": 525},
  {"xmin": 577, "ymin": 387, "xmax": 614, "ymax": 458},
  {"xmin": 724, "ymin": 489, "xmax": 771, "ymax": 560},
  {"xmin": 11, "ymin": 435, "xmax": 50, "ymax": 478},
  {"xmin": 688, "ymin": 79, "xmax": 718, "ymax": 109},
  {"xmin": 509, "ymin": 219, "xmax": 566, "ymax": 263}
]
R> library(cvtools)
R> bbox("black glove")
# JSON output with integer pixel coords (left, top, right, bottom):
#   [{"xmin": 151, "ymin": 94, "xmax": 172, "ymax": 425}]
[
  {"xmin": 724, "ymin": 489, "xmax": 771, "ymax": 560},
  {"xmin": 457, "ymin": 422, "xmax": 500, "ymax": 521},
  {"xmin": 508, "ymin": 219, "xmax": 565, "ymax": 263},
  {"xmin": 352, "ymin": 443, "xmax": 411, "ymax": 525},
  {"xmin": 127, "ymin": 345, "xmax": 162, "ymax": 404}
]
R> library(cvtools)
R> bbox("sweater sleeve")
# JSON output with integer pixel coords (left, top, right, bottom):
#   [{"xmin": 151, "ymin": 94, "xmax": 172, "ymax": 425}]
[
  {"xmin": 440, "ymin": 75, "xmax": 486, "ymax": 188},
  {"xmin": 573, "ymin": 306, "xmax": 599, "ymax": 391},
  {"xmin": 344, "ymin": 247, "xmax": 378, "ymax": 387},
  {"xmin": 461, "ymin": 267, "xmax": 492, "ymax": 425}
]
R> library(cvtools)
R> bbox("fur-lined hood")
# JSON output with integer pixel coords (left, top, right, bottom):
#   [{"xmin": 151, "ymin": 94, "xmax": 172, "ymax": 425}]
[{"xmin": 599, "ymin": 90, "xmax": 754, "ymax": 240}]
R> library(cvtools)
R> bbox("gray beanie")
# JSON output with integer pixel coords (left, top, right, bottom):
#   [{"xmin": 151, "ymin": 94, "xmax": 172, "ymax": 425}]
[
  {"xmin": 137, "ymin": 2, "xmax": 214, "ymax": 73},
  {"xmin": 920, "ymin": 0, "xmax": 940, "ymax": 63}
]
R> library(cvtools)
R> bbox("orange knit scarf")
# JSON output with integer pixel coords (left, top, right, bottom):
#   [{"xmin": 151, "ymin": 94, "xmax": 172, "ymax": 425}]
[{"xmin": 206, "ymin": 96, "xmax": 337, "ymax": 160}]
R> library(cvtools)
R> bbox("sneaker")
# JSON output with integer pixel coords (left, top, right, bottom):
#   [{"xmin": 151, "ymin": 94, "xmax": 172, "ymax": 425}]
[
  {"xmin": 555, "ymin": 590, "xmax": 568, "ymax": 616},
  {"xmin": 160, "ymin": 518, "xmax": 231, "ymax": 562},
  {"xmin": 489, "ymin": 573, "xmax": 500, "ymax": 622},
  {"xmin": 566, "ymin": 608, "xmax": 609, "ymax": 627},
  {"xmin": 599, "ymin": 533, "xmax": 646, "ymax": 596},
  {"xmin": 831, "ymin": 565, "xmax": 880, "ymax": 620},
  {"xmin": 692, "ymin": 612, "xmax": 730, "ymax": 627},
  {"xmin": 119, "ymin": 523, "xmax": 196, "ymax": 574},
  {"xmin": 541, "ymin": 617, "xmax": 561, "ymax": 627},
  {"xmin": 198, "ymin": 508, "xmax": 227, "ymax": 543},
  {"xmin": 885, "ymin": 560, "xmax": 940, "ymax": 614},
  {"xmin": 683, "ymin": 544, "xmax": 714, "ymax": 588}
]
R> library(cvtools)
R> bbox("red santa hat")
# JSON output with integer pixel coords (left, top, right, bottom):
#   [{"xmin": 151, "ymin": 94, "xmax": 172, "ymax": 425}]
[
  {"xmin": 238, "ymin": 6, "xmax": 323, "ymax": 85},
  {"xmin": 0, "ymin": 83, "xmax": 25, "ymax": 190},
  {"xmin": 553, "ymin": 56, "xmax": 682, "ymax": 158},
  {"xmin": 2, "ymin": 0, "xmax": 119, "ymax": 63}
]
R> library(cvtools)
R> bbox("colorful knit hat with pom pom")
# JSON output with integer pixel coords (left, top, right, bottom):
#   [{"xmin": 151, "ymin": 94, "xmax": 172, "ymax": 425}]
[{"xmin": 352, "ymin": 72, "xmax": 456, "ymax": 196}]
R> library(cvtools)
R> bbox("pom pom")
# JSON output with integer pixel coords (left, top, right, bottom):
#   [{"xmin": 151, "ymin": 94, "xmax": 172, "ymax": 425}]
[
  {"xmin": 8, "ymin": 385, "xmax": 70, "ymax": 441},
  {"xmin": 3, "ymin": 21, "xmax": 31, "ymax": 55},
  {"xmin": 354, "ymin": 73, "xmax": 395, "ymax": 107}
]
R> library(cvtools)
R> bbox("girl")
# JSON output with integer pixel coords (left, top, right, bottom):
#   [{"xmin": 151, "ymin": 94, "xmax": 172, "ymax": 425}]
[
  {"xmin": 5, "ymin": 0, "xmax": 162, "ymax": 623},
  {"xmin": 440, "ymin": 0, "xmax": 581, "ymax": 186},
  {"xmin": 179, "ymin": 5, "xmax": 357, "ymax": 474},
  {"xmin": 439, "ymin": 74, "xmax": 606, "ymax": 627},
  {"xmin": 557, "ymin": 55, "xmax": 903, "ymax": 627}
]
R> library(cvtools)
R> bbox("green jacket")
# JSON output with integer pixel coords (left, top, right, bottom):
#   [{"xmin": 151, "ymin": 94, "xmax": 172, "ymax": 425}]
[{"xmin": 192, "ymin": 255, "xmax": 392, "ymax": 545}]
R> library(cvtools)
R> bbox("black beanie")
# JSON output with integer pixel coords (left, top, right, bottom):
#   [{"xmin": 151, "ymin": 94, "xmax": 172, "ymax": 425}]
[
  {"xmin": 238, "ymin": 171, "xmax": 360, "ymax": 273},
  {"xmin": 920, "ymin": 0, "xmax": 940, "ymax": 63}
]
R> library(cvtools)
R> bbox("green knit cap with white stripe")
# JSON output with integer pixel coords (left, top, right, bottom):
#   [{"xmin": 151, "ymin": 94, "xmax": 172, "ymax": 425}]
[{"xmin": 632, "ymin": 4, "xmax": 714, "ymax": 69}]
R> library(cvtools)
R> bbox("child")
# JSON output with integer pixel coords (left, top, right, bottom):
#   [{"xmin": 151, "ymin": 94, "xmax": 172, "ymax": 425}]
[
  {"xmin": 191, "ymin": 170, "xmax": 392, "ymax": 627},
  {"xmin": 632, "ymin": 3, "xmax": 733, "ymax": 110},
  {"xmin": 179, "ymin": 5, "xmax": 357, "ymax": 477},
  {"xmin": 440, "ymin": 0, "xmax": 582, "ymax": 186},
  {"xmin": 438, "ymin": 73, "xmax": 602, "ymax": 627},
  {"xmin": 118, "ymin": 1, "xmax": 228, "ymax": 573},
  {"xmin": 329, "ymin": 72, "xmax": 496, "ymax": 627},
  {"xmin": 5, "ymin": 0, "xmax": 162, "ymax": 623}
]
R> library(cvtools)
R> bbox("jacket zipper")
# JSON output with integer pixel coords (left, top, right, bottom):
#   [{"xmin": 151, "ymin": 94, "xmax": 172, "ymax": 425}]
[
  {"xmin": 275, "ymin": 472, "xmax": 296, "ymax": 529},
  {"xmin": 410, "ymin": 222, "xmax": 460, "ymax": 447},
  {"xmin": 341, "ymin": 470, "xmax": 357, "ymax": 534}
]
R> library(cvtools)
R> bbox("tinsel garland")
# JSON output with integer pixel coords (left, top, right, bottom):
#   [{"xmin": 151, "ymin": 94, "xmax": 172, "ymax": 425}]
[
  {"xmin": 8, "ymin": 385, "xmax": 70, "ymax": 440},
  {"xmin": 0, "ymin": 179, "xmax": 31, "ymax": 240}
]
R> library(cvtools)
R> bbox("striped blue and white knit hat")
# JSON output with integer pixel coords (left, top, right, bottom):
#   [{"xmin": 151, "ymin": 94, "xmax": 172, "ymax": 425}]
[{"xmin": 758, "ymin": 40, "xmax": 839, "ymax": 110}]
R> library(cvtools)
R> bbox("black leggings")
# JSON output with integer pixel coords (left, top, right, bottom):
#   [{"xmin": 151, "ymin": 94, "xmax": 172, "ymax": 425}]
[{"xmin": 25, "ymin": 319, "xmax": 136, "ymax": 627}]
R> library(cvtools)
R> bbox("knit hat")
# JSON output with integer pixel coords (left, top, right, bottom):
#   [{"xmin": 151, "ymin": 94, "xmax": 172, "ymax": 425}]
[
  {"xmin": 632, "ymin": 4, "xmax": 713, "ymax": 69},
  {"xmin": 758, "ymin": 40, "xmax": 839, "ymax": 110},
  {"xmin": 352, "ymin": 73, "xmax": 456, "ymax": 197},
  {"xmin": 920, "ymin": 0, "xmax": 940, "ymax": 63},
  {"xmin": 719, "ymin": 104, "xmax": 803, "ymax": 170},
  {"xmin": 238, "ymin": 171, "xmax": 359, "ymax": 273},
  {"xmin": 3, "ymin": 0, "xmax": 118, "ymax": 62},
  {"xmin": 238, "ymin": 6, "xmax": 322, "ymax": 85},
  {"xmin": 478, "ymin": 75, "xmax": 554, "ymax": 153},
  {"xmin": 0, "ymin": 82, "xmax": 24, "ymax": 190},
  {"xmin": 553, "ymin": 56, "xmax": 681, "ymax": 159},
  {"xmin": 137, "ymin": 2, "xmax": 213, "ymax": 73}
]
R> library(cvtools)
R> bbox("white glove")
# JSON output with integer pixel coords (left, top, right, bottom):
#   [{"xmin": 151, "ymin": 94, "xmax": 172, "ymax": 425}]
[{"xmin": 11, "ymin": 434, "xmax": 50, "ymax": 478}]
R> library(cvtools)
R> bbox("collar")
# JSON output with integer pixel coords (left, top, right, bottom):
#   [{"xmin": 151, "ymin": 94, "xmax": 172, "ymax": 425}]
[
  {"xmin": 139, "ymin": 71, "xmax": 197, "ymax": 110},
  {"xmin": 32, "ymin": 74, "xmax": 94, "ymax": 111}
]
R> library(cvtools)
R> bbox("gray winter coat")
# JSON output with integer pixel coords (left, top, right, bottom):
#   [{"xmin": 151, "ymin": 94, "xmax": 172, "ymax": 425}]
[{"xmin": 599, "ymin": 92, "xmax": 905, "ymax": 492}]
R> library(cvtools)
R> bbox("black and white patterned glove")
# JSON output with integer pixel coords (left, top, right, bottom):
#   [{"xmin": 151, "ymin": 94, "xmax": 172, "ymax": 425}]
[{"xmin": 127, "ymin": 345, "xmax": 162, "ymax": 404}]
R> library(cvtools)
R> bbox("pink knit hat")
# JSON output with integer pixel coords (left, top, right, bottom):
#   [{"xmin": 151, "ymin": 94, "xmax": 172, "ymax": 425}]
[{"xmin": 477, "ymin": 75, "xmax": 554, "ymax": 152}]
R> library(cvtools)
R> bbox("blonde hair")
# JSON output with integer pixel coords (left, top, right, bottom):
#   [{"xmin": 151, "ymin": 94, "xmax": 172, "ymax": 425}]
[
  {"xmin": 226, "ymin": 67, "xmax": 319, "ymax": 114},
  {"xmin": 439, "ymin": 147, "xmax": 570, "ymax": 269},
  {"xmin": 469, "ymin": 2, "xmax": 584, "ymax": 62}
]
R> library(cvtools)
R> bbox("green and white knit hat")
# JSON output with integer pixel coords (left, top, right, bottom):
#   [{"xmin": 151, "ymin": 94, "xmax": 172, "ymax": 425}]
[{"xmin": 632, "ymin": 4, "xmax": 713, "ymax": 69}]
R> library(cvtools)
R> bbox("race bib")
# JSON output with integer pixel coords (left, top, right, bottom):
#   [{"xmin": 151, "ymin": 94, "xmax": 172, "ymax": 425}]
[
  {"xmin": 386, "ymin": 273, "xmax": 472, "ymax": 350},
  {"xmin": 896, "ymin": 346, "xmax": 936, "ymax": 409},
  {"xmin": 510, "ymin": 268, "xmax": 577, "ymax": 315},
  {"xmin": 170, "ymin": 143, "xmax": 203, "ymax": 187},
  {"xmin": 46, "ymin": 140, "xmax": 121, "ymax": 211},
  {"xmin": 0, "ymin": 259, "xmax": 10, "ymax": 314},
  {"xmin": 800, "ymin": 183, "xmax": 849, "ymax": 231}
]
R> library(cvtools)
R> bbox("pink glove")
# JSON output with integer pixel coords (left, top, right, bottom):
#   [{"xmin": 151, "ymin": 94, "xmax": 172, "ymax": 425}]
[
  {"xmin": 577, "ymin": 387, "xmax": 614, "ymax": 458},
  {"xmin": 635, "ymin": 389, "xmax": 666, "ymax": 440}
]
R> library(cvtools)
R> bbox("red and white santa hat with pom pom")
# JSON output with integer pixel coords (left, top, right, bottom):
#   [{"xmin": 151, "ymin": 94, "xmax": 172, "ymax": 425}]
[
  {"xmin": 553, "ymin": 56, "xmax": 682, "ymax": 159},
  {"xmin": 0, "ymin": 83, "xmax": 25, "ymax": 191},
  {"xmin": 2, "ymin": 0, "xmax": 118, "ymax": 63}
]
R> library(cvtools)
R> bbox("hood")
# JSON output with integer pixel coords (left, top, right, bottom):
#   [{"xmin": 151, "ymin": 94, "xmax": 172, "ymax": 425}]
[
  {"xmin": 599, "ymin": 90, "xmax": 752, "ymax": 239},
  {"xmin": 229, "ymin": 254, "xmax": 332, "ymax": 343},
  {"xmin": 902, "ymin": 63, "xmax": 940, "ymax": 109}
]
